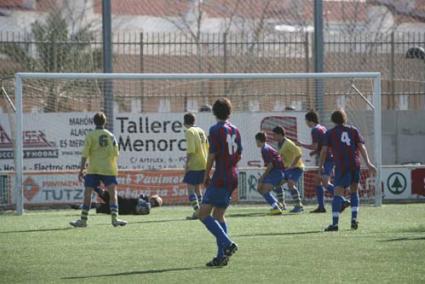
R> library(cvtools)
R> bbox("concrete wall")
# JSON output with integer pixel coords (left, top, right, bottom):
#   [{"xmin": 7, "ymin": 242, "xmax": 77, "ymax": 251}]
[{"xmin": 383, "ymin": 111, "xmax": 425, "ymax": 165}]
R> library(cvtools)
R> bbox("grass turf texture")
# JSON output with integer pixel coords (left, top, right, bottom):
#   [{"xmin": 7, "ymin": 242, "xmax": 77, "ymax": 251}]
[{"xmin": 1, "ymin": 204, "xmax": 425, "ymax": 283}]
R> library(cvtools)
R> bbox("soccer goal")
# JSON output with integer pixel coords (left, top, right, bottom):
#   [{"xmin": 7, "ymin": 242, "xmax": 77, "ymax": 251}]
[{"xmin": 5, "ymin": 72, "xmax": 382, "ymax": 215}]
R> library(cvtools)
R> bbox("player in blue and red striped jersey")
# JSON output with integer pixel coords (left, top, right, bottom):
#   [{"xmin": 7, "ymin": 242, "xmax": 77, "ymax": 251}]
[
  {"xmin": 255, "ymin": 132, "xmax": 285, "ymax": 215},
  {"xmin": 199, "ymin": 98, "xmax": 242, "ymax": 267},
  {"xmin": 319, "ymin": 109, "xmax": 376, "ymax": 231},
  {"xmin": 298, "ymin": 110, "xmax": 348, "ymax": 213}
]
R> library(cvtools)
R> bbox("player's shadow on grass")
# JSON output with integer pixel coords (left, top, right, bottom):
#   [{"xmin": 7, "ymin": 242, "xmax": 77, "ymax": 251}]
[
  {"xmin": 127, "ymin": 218, "xmax": 190, "ymax": 225},
  {"xmin": 62, "ymin": 266, "xmax": 207, "ymax": 280},
  {"xmin": 380, "ymin": 237, "xmax": 425, "ymax": 242},
  {"xmin": 0, "ymin": 227, "xmax": 73, "ymax": 234},
  {"xmin": 398, "ymin": 225, "xmax": 425, "ymax": 233},
  {"xmin": 234, "ymin": 230, "xmax": 322, "ymax": 238},
  {"xmin": 226, "ymin": 211, "xmax": 303, "ymax": 218},
  {"xmin": 226, "ymin": 212, "xmax": 269, "ymax": 218}
]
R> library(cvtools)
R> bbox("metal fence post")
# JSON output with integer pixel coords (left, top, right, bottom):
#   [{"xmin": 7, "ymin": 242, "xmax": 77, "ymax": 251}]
[
  {"xmin": 223, "ymin": 32, "xmax": 228, "ymax": 95},
  {"xmin": 139, "ymin": 32, "xmax": 144, "ymax": 112}
]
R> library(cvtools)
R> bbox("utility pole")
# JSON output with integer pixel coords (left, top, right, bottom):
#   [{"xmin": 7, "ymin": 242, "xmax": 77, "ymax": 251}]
[
  {"xmin": 314, "ymin": 0, "xmax": 324, "ymax": 117},
  {"xmin": 102, "ymin": 0, "xmax": 113, "ymax": 131}
]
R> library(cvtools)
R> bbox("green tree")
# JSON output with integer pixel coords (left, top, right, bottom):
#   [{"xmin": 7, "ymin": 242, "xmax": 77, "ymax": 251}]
[{"xmin": 0, "ymin": 9, "xmax": 102, "ymax": 112}]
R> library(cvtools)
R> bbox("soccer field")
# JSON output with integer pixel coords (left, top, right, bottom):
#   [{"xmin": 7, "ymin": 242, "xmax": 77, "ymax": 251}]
[{"xmin": 1, "ymin": 204, "xmax": 425, "ymax": 283}]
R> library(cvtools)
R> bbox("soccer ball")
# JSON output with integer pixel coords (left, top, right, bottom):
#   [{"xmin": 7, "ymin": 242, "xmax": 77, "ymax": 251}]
[{"xmin": 150, "ymin": 194, "xmax": 163, "ymax": 207}]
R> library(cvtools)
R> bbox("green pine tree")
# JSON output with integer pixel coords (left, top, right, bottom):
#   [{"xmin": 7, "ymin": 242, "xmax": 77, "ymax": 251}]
[{"xmin": 391, "ymin": 177, "xmax": 403, "ymax": 193}]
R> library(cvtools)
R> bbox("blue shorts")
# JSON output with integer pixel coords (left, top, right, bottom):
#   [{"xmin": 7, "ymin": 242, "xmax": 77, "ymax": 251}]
[
  {"xmin": 322, "ymin": 159, "xmax": 334, "ymax": 177},
  {"xmin": 202, "ymin": 186, "xmax": 232, "ymax": 208},
  {"xmin": 183, "ymin": 170, "xmax": 205, "ymax": 185},
  {"xmin": 284, "ymin": 168, "xmax": 303, "ymax": 183},
  {"xmin": 334, "ymin": 168, "xmax": 360, "ymax": 188},
  {"xmin": 263, "ymin": 168, "xmax": 285, "ymax": 187},
  {"xmin": 84, "ymin": 174, "xmax": 117, "ymax": 188}
]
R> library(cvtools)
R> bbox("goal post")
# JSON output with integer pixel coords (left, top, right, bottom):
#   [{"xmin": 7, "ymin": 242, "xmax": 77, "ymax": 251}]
[{"xmin": 11, "ymin": 72, "xmax": 382, "ymax": 215}]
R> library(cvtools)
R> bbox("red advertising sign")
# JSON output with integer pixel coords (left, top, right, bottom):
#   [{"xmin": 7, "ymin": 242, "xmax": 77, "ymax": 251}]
[
  {"xmin": 116, "ymin": 170, "xmax": 238, "ymax": 205},
  {"xmin": 303, "ymin": 169, "xmax": 375, "ymax": 199},
  {"xmin": 411, "ymin": 168, "xmax": 425, "ymax": 196}
]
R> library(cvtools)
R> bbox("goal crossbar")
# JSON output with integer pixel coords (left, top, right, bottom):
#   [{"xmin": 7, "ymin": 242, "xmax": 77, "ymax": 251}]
[{"xmin": 16, "ymin": 72, "xmax": 381, "ymax": 80}]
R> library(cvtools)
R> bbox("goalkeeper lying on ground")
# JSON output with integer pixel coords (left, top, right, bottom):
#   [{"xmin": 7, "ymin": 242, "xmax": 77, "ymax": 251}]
[{"xmin": 71, "ymin": 187, "xmax": 162, "ymax": 215}]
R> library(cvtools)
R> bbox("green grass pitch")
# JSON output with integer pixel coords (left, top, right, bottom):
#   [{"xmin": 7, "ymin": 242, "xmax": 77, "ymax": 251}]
[{"xmin": 1, "ymin": 204, "xmax": 425, "ymax": 283}]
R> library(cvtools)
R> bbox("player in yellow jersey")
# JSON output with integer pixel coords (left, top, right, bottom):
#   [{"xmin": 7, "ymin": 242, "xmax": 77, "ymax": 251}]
[
  {"xmin": 183, "ymin": 113, "xmax": 209, "ymax": 220},
  {"xmin": 272, "ymin": 126, "xmax": 304, "ymax": 213},
  {"xmin": 70, "ymin": 112, "xmax": 127, "ymax": 227}
]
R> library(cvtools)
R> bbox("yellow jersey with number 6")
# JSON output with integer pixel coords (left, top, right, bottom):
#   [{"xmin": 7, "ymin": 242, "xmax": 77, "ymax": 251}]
[
  {"xmin": 185, "ymin": 126, "xmax": 208, "ymax": 171},
  {"xmin": 81, "ymin": 128, "xmax": 119, "ymax": 176}
]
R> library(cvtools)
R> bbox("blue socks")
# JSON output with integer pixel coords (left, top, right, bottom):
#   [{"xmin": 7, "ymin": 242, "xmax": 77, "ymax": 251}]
[
  {"xmin": 202, "ymin": 216, "xmax": 232, "ymax": 250},
  {"xmin": 351, "ymin": 192, "xmax": 359, "ymax": 221},
  {"xmin": 316, "ymin": 185, "xmax": 325, "ymax": 209},
  {"xmin": 316, "ymin": 183, "xmax": 335, "ymax": 209},
  {"xmin": 217, "ymin": 222, "xmax": 228, "ymax": 258},
  {"xmin": 262, "ymin": 192, "xmax": 278, "ymax": 208},
  {"xmin": 332, "ymin": 195, "xmax": 344, "ymax": 226},
  {"xmin": 330, "ymin": 192, "xmax": 359, "ymax": 226}
]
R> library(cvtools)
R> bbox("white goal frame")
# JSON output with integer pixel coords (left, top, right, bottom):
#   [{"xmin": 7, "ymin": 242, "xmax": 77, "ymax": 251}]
[{"xmin": 14, "ymin": 72, "xmax": 382, "ymax": 214}]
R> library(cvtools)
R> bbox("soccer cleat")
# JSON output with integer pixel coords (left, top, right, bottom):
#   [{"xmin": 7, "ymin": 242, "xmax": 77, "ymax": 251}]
[
  {"xmin": 278, "ymin": 202, "xmax": 287, "ymax": 211},
  {"xmin": 310, "ymin": 207, "xmax": 326, "ymax": 213},
  {"xmin": 224, "ymin": 242, "xmax": 238, "ymax": 258},
  {"xmin": 270, "ymin": 207, "xmax": 283, "ymax": 215},
  {"xmin": 112, "ymin": 219, "xmax": 128, "ymax": 227},
  {"xmin": 70, "ymin": 219, "xmax": 87, "ymax": 228},
  {"xmin": 324, "ymin": 224, "xmax": 339, "ymax": 232},
  {"xmin": 206, "ymin": 257, "xmax": 229, "ymax": 267},
  {"xmin": 290, "ymin": 206, "xmax": 304, "ymax": 213},
  {"xmin": 340, "ymin": 200, "xmax": 351, "ymax": 213},
  {"xmin": 351, "ymin": 220, "xmax": 359, "ymax": 230}
]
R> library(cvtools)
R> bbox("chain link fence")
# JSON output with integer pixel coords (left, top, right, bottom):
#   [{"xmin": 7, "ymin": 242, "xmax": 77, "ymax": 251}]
[{"xmin": 1, "ymin": 30, "xmax": 424, "ymax": 111}]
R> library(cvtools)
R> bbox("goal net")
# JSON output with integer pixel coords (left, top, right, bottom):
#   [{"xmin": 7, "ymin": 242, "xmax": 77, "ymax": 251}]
[{"xmin": 4, "ymin": 72, "xmax": 382, "ymax": 214}]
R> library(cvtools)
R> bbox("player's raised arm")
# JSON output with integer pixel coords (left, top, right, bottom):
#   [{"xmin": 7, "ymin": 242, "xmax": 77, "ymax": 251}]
[
  {"xmin": 257, "ymin": 133, "xmax": 273, "ymax": 184},
  {"xmin": 78, "ymin": 157, "xmax": 87, "ymax": 182},
  {"xmin": 185, "ymin": 129, "xmax": 196, "ymax": 173},
  {"xmin": 318, "ymin": 146, "xmax": 328, "ymax": 175},
  {"xmin": 319, "ymin": 127, "xmax": 331, "ymax": 175},
  {"xmin": 204, "ymin": 128, "xmax": 217, "ymax": 187},
  {"xmin": 79, "ymin": 134, "xmax": 91, "ymax": 182},
  {"xmin": 358, "ymin": 143, "xmax": 376, "ymax": 176},
  {"xmin": 203, "ymin": 152, "xmax": 215, "ymax": 187},
  {"xmin": 235, "ymin": 129, "xmax": 243, "ymax": 162}
]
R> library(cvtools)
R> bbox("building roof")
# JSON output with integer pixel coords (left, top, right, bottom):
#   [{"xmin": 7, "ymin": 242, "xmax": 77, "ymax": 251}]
[
  {"xmin": 0, "ymin": 0, "xmax": 423, "ymax": 26},
  {"xmin": 91, "ymin": 0, "xmax": 369, "ymax": 23}
]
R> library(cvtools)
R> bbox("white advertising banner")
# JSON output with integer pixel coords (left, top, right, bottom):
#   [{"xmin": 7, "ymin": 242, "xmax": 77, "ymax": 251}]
[
  {"xmin": 382, "ymin": 167, "xmax": 411, "ymax": 200},
  {"xmin": 0, "ymin": 111, "xmax": 313, "ymax": 171},
  {"xmin": 237, "ymin": 168, "xmax": 302, "ymax": 202},
  {"xmin": 19, "ymin": 173, "xmax": 85, "ymax": 204}
]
